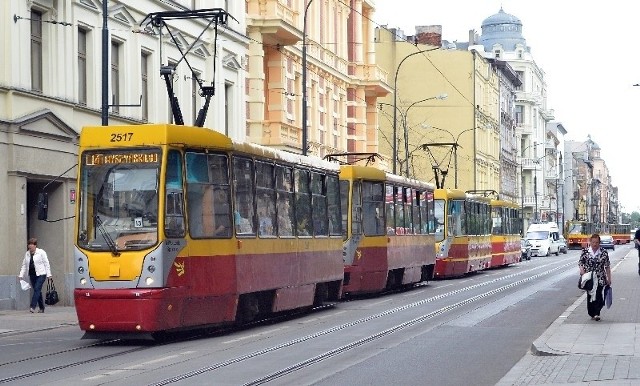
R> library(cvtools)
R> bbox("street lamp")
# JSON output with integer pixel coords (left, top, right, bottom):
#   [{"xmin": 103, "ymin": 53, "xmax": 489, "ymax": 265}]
[
  {"xmin": 392, "ymin": 47, "xmax": 439, "ymax": 174},
  {"xmin": 401, "ymin": 93, "xmax": 447, "ymax": 177},
  {"xmin": 301, "ymin": 0, "xmax": 314, "ymax": 156}
]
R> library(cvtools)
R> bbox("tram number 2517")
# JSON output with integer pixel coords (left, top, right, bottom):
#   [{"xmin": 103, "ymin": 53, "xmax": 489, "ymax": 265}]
[{"xmin": 110, "ymin": 132, "xmax": 134, "ymax": 142}]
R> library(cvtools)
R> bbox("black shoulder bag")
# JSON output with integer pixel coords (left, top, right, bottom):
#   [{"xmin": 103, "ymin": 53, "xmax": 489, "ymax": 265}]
[{"xmin": 45, "ymin": 278, "xmax": 60, "ymax": 305}]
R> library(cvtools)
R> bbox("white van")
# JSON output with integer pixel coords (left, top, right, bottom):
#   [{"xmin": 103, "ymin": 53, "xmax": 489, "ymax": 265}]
[{"xmin": 525, "ymin": 222, "xmax": 561, "ymax": 257}]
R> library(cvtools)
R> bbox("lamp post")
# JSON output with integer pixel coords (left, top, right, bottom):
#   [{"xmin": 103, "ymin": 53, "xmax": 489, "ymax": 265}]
[
  {"xmin": 301, "ymin": 0, "xmax": 314, "ymax": 156},
  {"xmin": 401, "ymin": 93, "xmax": 447, "ymax": 177},
  {"xmin": 392, "ymin": 47, "xmax": 439, "ymax": 174}
]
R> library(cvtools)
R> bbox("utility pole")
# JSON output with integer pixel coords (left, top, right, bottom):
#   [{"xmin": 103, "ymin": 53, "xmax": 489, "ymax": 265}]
[{"xmin": 101, "ymin": 1, "xmax": 109, "ymax": 125}]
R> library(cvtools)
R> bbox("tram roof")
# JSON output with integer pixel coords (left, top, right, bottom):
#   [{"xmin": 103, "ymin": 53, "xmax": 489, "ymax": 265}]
[{"xmin": 80, "ymin": 124, "xmax": 340, "ymax": 172}]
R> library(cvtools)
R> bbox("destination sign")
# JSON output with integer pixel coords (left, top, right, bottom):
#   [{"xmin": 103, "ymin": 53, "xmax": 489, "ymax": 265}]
[{"xmin": 85, "ymin": 152, "xmax": 160, "ymax": 166}]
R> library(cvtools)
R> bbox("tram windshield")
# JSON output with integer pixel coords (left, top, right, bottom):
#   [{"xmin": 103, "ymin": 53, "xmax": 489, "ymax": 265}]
[{"xmin": 77, "ymin": 149, "xmax": 161, "ymax": 252}]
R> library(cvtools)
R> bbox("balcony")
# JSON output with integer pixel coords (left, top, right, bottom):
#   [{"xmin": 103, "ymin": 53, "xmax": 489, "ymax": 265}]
[
  {"xmin": 248, "ymin": 0, "xmax": 300, "ymax": 46},
  {"xmin": 520, "ymin": 157, "xmax": 538, "ymax": 170},
  {"xmin": 350, "ymin": 63, "xmax": 393, "ymax": 96}
]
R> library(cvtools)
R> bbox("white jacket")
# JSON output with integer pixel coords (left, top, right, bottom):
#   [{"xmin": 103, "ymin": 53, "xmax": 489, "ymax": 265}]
[{"xmin": 18, "ymin": 248, "xmax": 52, "ymax": 278}]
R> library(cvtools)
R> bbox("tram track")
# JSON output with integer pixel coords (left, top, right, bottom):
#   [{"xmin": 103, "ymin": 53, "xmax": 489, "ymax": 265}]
[
  {"xmin": 0, "ymin": 257, "xmax": 579, "ymax": 385},
  {"xmin": 150, "ymin": 259, "xmax": 577, "ymax": 385}
]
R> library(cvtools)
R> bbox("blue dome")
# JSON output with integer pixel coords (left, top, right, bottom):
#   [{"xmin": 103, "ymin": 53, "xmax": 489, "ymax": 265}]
[{"xmin": 478, "ymin": 8, "xmax": 527, "ymax": 52}]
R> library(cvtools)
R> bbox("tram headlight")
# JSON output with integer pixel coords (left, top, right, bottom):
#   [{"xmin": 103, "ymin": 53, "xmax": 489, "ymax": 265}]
[
  {"xmin": 145, "ymin": 277, "xmax": 154, "ymax": 285},
  {"xmin": 80, "ymin": 278, "xmax": 87, "ymax": 285},
  {"xmin": 78, "ymin": 267, "xmax": 85, "ymax": 274},
  {"xmin": 147, "ymin": 265, "xmax": 156, "ymax": 273}
]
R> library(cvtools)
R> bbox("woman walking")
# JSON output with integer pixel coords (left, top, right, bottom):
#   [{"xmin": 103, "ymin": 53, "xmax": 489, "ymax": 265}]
[
  {"xmin": 578, "ymin": 233, "xmax": 612, "ymax": 321},
  {"xmin": 17, "ymin": 238, "xmax": 52, "ymax": 313}
]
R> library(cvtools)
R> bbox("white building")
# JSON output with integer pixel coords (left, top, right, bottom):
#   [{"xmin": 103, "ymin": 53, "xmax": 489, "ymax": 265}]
[
  {"xmin": 475, "ymin": 8, "xmax": 556, "ymax": 232},
  {"xmin": 0, "ymin": 0, "xmax": 247, "ymax": 310}
]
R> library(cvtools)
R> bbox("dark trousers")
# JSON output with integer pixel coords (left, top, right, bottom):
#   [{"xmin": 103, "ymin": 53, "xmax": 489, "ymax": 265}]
[
  {"xmin": 586, "ymin": 284, "xmax": 605, "ymax": 317},
  {"xmin": 29, "ymin": 274, "xmax": 47, "ymax": 311}
]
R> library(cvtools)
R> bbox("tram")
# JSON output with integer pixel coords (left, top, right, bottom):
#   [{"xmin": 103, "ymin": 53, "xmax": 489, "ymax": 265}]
[
  {"xmin": 610, "ymin": 223, "xmax": 631, "ymax": 245},
  {"xmin": 433, "ymin": 189, "xmax": 492, "ymax": 278},
  {"xmin": 489, "ymin": 199, "xmax": 522, "ymax": 267},
  {"xmin": 565, "ymin": 220, "xmax": 598, "ymax": 249},
  {"xmin": 339, "ymin": 165, "xmax": 436, "ymax": 295},
  {"xmin": 70, "ymin": 124, "xmax": 344, "ymax": 337}
]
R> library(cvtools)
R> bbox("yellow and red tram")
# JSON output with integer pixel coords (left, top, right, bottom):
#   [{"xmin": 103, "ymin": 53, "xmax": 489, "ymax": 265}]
[
  {"xmin": 433, "ymin": 189, "xmax": 492, "ymax": 278},
  {"xmin": 73, "ymin": 124, "xmax": 344, "ymax": 337},
  {"xmin": 610, "ymin": 223, "xmax": 631, "ymax": 245},
  {"xmin": 490, "ymin": 199, "xmax": 522, "ymax": 267},
  {"xmin": 339, "ymin": 166, "xmax": 436, "ymax": 295}
]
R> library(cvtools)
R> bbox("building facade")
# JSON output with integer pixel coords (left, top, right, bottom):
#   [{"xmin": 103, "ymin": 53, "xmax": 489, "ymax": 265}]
[
  {"xmin": 0, "ymin": 0, "xmax": 247, "ymax": 309},
  {"xmin": 246, "ymin": 0, "xmax": 390, "ymax": 159},
  {"xmin": 375, "ymin": 26, "xmax": 501, "ymax": 193},
  {"xmin": 474, "ymin": 8, "xmax": 555, "ymax": 231}
]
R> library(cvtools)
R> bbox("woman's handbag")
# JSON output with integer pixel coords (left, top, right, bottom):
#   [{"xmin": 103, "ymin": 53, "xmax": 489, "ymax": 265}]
[{"xmin": 45, "ymin": 278, "xmax": 60, "ymax": 305}]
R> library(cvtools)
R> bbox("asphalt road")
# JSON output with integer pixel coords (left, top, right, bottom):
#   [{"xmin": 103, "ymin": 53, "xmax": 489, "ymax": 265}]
[{"xmin": 0, "ymin": 247, "xmax": 603, "ymax": 386}]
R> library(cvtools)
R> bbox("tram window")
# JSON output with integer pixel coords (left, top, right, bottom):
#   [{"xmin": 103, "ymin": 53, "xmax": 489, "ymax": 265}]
[
  {"xmin": 351, "ymin": 181, "xmax": 362, "ymax": 236},
  {"xmin": 412, "ymin": 190, "xmax": 421, "ymax": 235},
  {"xmin": 276, "ymin": 166, "xmax": 295, "ymax": 237},
  {"xmin": 450, "ymin": 200, "xmax": 464, "ymax": 236},
  {"xmin": 339, "ymin": 180, "xmax": 349, "ymax": 239},
  {"xmin": 362, "ymin": 181, "xmax": 384, "ymax": 236},
  {"xmin": 256, "ymin": 162, "xmax": 276, "ymax": 237},
  {"xmin": 327, "ymin": 176, "xmax": 342, "ymax": 236},
  {"xmin": 294, "ymin": 169, "xmax": 312, "ymax": 236},
  {"xmin": 311, "ymin": 172, "xmax": 328, "ymax": 236},
  {"xmin": 394, "ymin": 187, "xmax": 406, "ymax": 235},
  {"xmin": 165, "ymin": 150, "xmax": 185, "ymax": 238},
  {"xmin": 233, "ymin": 157, "xmax": 256, "ymax": 235},
  {"xmin": 186, "ymin": 152, "xmax": 231, "ymax": 238},
  {"xmin": 385, "ymin": 185, "xmax": 395, "ymax": 235},
  {"xmin": 434, "ymin": 199, "xmax": 445, "ymax": 242},
  {"xmin": 403, "ymin": 188, "xmax": 413, "ymax": 235},
  {"xmin": 492, "ymin": 206, "xmax": 503, "ymax": 235}
]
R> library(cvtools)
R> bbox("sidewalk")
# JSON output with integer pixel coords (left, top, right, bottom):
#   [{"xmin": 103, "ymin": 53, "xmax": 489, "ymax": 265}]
[
  {"xmin": 0, "ymin": 305, "xmax": 77, "ymax": 337},
  {"xmin": 499, "ymin": 246, "xmax": 640, "ymax": 385}
]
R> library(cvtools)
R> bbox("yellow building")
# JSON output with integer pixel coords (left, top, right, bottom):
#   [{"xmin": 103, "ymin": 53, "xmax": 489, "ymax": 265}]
[
  {"xmin": 246, "ymin": 0, "xmax": 391, "ymax": 160},
  {"xmin": 375, "ymin": 27, "xmax": 501, "ymax": 193}
]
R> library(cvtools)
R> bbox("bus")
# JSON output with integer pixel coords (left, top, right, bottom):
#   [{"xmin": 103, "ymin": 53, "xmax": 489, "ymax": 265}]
[{"xmin": 339, "ymin": 165, "xmax": 436, "ymax": 295}]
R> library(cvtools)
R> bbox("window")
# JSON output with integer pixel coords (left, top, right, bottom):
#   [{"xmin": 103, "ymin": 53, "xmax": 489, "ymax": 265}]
[
  {"xmin": 276, "ymin": 166, "xmax": 295, "ymax": 237},
  {"xmin": 515, "ymin": 105, "xmax": 524, "ymax": 125},
  {"xmin": 111, "ymin": 41, "xmax": 120, "ymax": 113},
  {"xmin": 233, "ymin": 157, "xmax": 256, "ymax": 235},
  {"xmin": 186, "ymin": 152, "xmax": 231, "ymax": 238},
  {"xmin": 30, "ymin": 9, "xmax": 43, "ymax": 92},
  {"xmin": 295, "ymin": 169, "xmax": 312, "ymax": 236},
  {"xmin": 191, "ymin": 72, "xmax": 200, "ymax": 125},
  {"xmin": 165, "ymin": 150, "xmax": 186, "ymax": 238},
  {"xmin": 385, "ymin": 185, "xmax": 395, "ymax": 235},
  {"xmin": 311, "ymin": 172, "xmax": 328, "ymax": 236},
  {"xmin": 141, "ymin": 52, "xmax": 149, "ymax": 120},
  {"xmin": 327, "ymin": 175, "xmax": 342, "ymax": 236},
  {"xmin": 78, "ymin": 29, "xmax": 87, "ymax": 104},
  {"xmin": 362, "ymin": 182, "xmax": 384, "ymax": 236},
  {"xmin": 256, "ymin": 161, "xmax": 276, "ymax": 237}
]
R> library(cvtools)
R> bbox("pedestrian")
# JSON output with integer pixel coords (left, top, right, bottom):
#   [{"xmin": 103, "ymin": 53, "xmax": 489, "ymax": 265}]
[
  {"xmin": 17, "ymin": 238, "xmax": 52, "ymax": 313},
  {"xmin": 578, "ymin": 233, "xmax": 612, "ymax": 321},
  {"xmin": 634, "ymin": 227, "xmax": 640, "ymax": 275}
]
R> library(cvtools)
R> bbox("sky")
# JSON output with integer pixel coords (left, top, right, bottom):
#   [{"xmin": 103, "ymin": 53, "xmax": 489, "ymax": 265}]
[{"xmin": 373, "ymin": 0, "xmax": 640, "ymax": 213}]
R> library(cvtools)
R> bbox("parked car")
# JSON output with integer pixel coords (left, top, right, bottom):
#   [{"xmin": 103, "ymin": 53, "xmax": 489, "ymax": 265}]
[
  {"xmin": 557, "ymin": 236, "xmax": 568, "ymax": 254},
  {"xmin": 600, "ymin": 235, "xmax": 615, "ymax": 250},
  {"xmin": 521, "ymin": 238, "xmax": 532, "ymax": 260}
]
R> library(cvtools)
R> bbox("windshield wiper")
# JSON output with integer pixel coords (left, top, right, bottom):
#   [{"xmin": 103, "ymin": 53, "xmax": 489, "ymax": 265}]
[{"xmin": 95, "ymin": 215, "xmax": 120, "ymax": 256}]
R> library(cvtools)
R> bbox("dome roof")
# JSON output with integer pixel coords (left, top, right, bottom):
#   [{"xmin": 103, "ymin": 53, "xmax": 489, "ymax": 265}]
[
  {"xmin": 482, "ymin": 8, "xmax": 522, "ymax": 27},
  {"xmin": 478, "ymin": 8, "xmax": 527, "ymax": 53}
]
